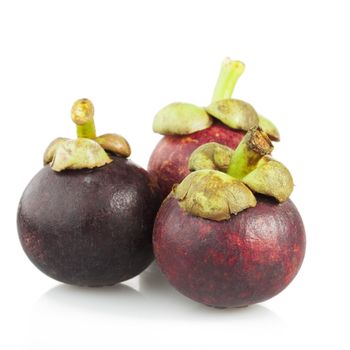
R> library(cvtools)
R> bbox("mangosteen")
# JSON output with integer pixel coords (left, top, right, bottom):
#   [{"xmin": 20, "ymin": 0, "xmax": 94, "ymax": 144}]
[
  {"xmin": 148, "ymin": 58, "xmax": 280, "ymax": 197},
  {"xmin": 153, "ymin": 128, "xmax": 305, "ymax": 308},
  {"xmin": 17, "ymin": 99, "xmax": 161, "ymax": 287}
]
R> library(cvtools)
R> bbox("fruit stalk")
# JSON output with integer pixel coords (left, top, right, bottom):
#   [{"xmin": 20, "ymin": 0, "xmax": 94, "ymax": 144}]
[
  {"xmin": 71, "ymin": 99, "xmax": 96, "ymax": 139},
  {"xmin": 226, "ymin": 127, "xmax": 273, "ymax": 179},
  {"xmin": 211, "ymin": 58, "xmax": 245, "ymax": 102}
]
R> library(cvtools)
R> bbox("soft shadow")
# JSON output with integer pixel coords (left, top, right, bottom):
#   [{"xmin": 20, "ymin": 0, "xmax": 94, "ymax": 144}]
[
  {"xmin": 34, "ymin": 283, "xmax": 143, "ymax": 319},
  {"xmin": 138, "ymin": 262, "xmax": 284, "ymax": 324},
  {"xmin": 33, "ymin": 263, "xmax": 284, "ymax": 324}
]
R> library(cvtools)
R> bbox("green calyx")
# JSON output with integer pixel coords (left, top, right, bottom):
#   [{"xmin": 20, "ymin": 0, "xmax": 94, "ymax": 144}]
[
  {"xmin": 95, "ymin": 133, "xmax": 131, "ymax": 158},
  {"xmin": 43, "ymin": 99, "xmax": 131, "ymax": 172},
  {"xmin": 152, "ymin": 58, "xmax": 280, "ymax": 140},
  {"xmin": 173, "ymin": 170, "xmax": 256, "ymax": 221},
  {"xmin": 47, "ymin": 138, "xmax": 112, "ymax": 172},
  {"xmin": 174, "ymin": 128, "xmax": 293, "ymax": 221},
  {"xmin": 188, "ymin": 142, "xmax": 234, "ymax": 172},
  {"xmin": 206, "ymin": 99, "xmax": 259, "ymax": 131},
  {"xmin": 152, "ymin": 103, "xmax": 212, "ymax": 135},
  {"xmin": 258, "ymin": 115, "xmax": 280, "ymax": 141},
  {"xmin": 43, "ymin": 138, "xmax": 69, "ymax": 165},
  {"xmin": 242, "ymin": 156, "xmax": 293, "ymax": 202}
]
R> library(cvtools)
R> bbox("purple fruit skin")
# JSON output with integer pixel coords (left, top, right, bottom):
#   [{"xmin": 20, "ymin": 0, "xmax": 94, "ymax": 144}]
[
  {"xmin": 153, "ymin": 195, "xmax": 306, "ymax": 308},
  {"xmin": 17, "ymin": 155, "xmax": 162, "ymax": 287}
]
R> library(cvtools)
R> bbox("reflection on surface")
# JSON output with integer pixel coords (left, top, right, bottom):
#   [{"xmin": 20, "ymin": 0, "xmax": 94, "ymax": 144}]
[
  {"xmin": 34, "ymin": 262, "xmax": 283, "ymax": 324},
  {"xmin": 35, "ymin": 283, "xmax": 143, "ymax": 318}
]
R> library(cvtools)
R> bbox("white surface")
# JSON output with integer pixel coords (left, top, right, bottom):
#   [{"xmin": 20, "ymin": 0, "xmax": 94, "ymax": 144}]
[{"xmin": 0, "ymin": 1, "xmax": 349, "ymax": 349}]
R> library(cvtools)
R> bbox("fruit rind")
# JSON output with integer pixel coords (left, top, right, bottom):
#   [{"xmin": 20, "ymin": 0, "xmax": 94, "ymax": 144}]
[
  {"xmin": 18, "ymin": 155, "xmax": 161, "ymax": 286},
  {"xmin": 153, "ymin": 195, "xmax": 306, "ymax": 308}
]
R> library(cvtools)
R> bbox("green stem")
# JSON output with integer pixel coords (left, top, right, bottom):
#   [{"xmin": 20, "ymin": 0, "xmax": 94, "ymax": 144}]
[
  {"xmin": 211, "ymin": 58, "xmax": 245, "ymax": 103},
  {"xmin": 71, "ymin": 99, "xmax": 96, "ymax": 139},
  {"xmin": 226, "ymin": 127, "xmax": 273, "ymax": 179},
  {"xmin": 76, "ymin": 122, "xmax": 96, "ymax": 139}
]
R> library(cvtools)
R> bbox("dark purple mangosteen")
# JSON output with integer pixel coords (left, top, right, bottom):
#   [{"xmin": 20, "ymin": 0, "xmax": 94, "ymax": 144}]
[
  {"xmin": 148, "ymin": 59, "xmax": 280, "ymax": 198},
  {"xmin": 153, "ymin": 128, "xmax": 306, "ymax": 308},
  {"xmin": 17, "ymin": 99, "xmax": 161, "ymax": 287}
]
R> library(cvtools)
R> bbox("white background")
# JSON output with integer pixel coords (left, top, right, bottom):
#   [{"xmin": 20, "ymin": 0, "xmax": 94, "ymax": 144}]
[{"xmin": 0, "ymin": 1, "xmax": 349, "ymax": 349}]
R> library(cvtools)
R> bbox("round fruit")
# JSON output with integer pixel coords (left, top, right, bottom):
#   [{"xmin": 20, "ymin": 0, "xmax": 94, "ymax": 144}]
[
  {"xmin": 153, "ymin": 128, "xmax": 305, "ymax": 308},
  {"xmin": 17, "ymin": 99, "xmax": 161, "ymax": 286}
]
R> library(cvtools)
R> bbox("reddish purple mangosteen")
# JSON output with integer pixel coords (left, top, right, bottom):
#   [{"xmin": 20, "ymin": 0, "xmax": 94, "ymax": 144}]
[
  {"xmin": 153, "ymin": 128, "xmax": 305, "ymax": 308},
  {"xmin": 17, "ymin": 99, "xmax": 161, "ymax": 287},
  {"xmin": 148, "ymin": 59, "xmax": 280, "ymax": 197}
]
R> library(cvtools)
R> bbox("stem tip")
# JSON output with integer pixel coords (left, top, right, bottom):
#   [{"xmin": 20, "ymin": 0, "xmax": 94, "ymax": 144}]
[
  {"xmin": 71, "ymin": 99, "xmax": 94, "ymax": 125},
  {"xmin": 223, "ymin": 58, "xmax": 245, "ymax": 74},
  {"xmin": 211, "ymin": 58, "xmax": 245, "ymax": 103}
]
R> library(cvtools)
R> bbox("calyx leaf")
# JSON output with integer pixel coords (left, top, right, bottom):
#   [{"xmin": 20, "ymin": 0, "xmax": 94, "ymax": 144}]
[
  {"xmin": 95, "ymin": 133, "xmax": 131, "ymax": 158},
  {"xmin": 152, "ymin": 102, "xmax": 213, "ymax": 135},
  {"xmin": 188, "ymin": 142, "xmax": 233, "ymax": 172},
  {"xmin": 44, "ymin": 137, "xmax": 70, "ymax": 165},
  {"xmin": 206, "ymin": 99, "xmax": 259, "ymax": 131},
  {"xmin": 258, "ymin": 115, "xmax": 280, "ymax": 141},
  {"xmin": 174, "ymin": 170, "xmax": 256, "ymax": 221},
  {"xmin": 49, "ymin": 138, "xmax": 112, "ymax": 172},
  {"xmin": 243, "ymin": 156, "xmax": 294, "ymax": 202}
]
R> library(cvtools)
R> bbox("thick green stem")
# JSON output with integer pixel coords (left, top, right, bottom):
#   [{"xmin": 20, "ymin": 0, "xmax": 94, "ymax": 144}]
[
  {"xmin": 226, "ymin": 127, "xmax": 273, "ymax": 179},
  {"xmin": 76, "ymin": 122, "xmax": 96, "ymax": 139},
  {"xmin": 211, "ymin": 58, "xmax": 245, "ymax": 103},
  {"xmin": 71, "ymin": 99, "xmax": 96, "ymax": 139}
]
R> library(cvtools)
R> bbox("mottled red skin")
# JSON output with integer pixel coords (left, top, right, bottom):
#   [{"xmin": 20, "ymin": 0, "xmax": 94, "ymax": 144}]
[
  {"xmin": 17, "ymin": 155, "xmax": 162, "ymax": 287},
  {"xmin": 148, "ymin": 121, "xmax": 244, "ymax": 197},
  {"xmin": 153, "ymin": 195, "xmax": 306, "ymax": 308}
]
